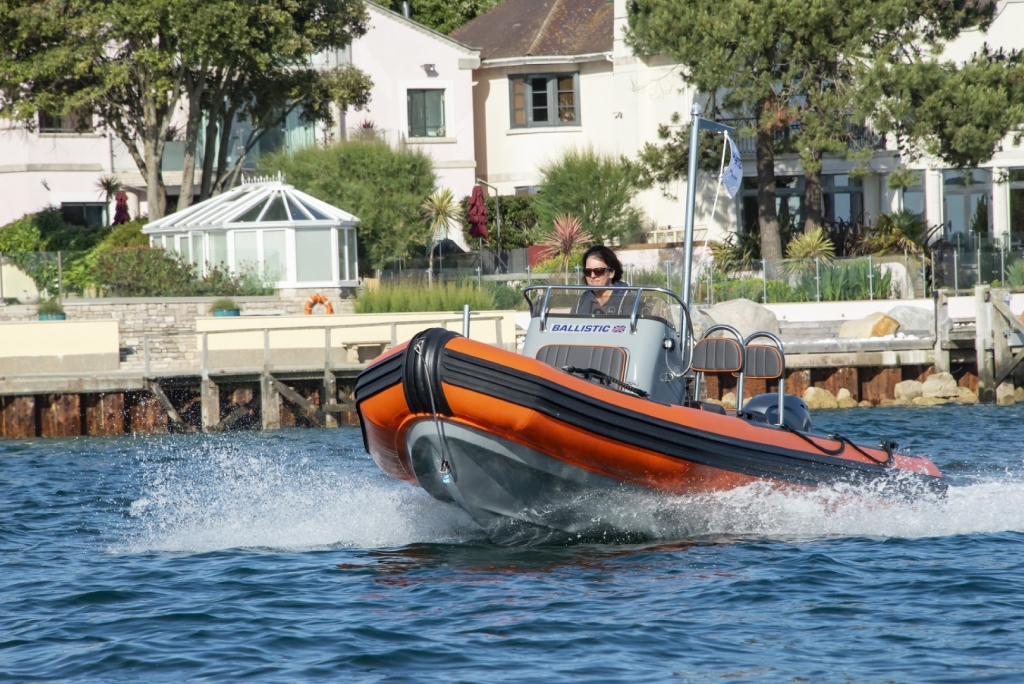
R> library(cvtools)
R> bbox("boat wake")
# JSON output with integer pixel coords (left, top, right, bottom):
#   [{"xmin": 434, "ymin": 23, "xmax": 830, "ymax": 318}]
[
  {"xmin": 116, "ymin": 437, "xmax": 1024, "ymax": 551},
  {"xmin": 116, "ymin": 438, "xmax": 482, "ymax": 554}
]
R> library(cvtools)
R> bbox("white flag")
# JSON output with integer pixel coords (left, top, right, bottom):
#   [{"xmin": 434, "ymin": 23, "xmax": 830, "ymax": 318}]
[{"xmin": 720, "ymin": 132, "xmax": 743, "ymax": 199}]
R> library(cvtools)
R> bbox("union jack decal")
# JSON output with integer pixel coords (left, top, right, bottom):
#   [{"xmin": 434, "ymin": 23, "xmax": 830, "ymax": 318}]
[{"xmin": 612, "ymin": 325, "xmax": 626, "ymax": 333}]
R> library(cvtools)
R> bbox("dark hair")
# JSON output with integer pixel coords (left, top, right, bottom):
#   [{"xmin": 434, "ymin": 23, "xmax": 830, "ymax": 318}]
[{"xmin": 581, "ymin": 245, "xmax": 623, "ymax": 283}]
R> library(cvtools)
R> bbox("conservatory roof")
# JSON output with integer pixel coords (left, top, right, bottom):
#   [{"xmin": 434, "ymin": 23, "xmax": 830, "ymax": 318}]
[{"xmin": 143, "ymin": 174, "xmax": 359, "ymax": 234}]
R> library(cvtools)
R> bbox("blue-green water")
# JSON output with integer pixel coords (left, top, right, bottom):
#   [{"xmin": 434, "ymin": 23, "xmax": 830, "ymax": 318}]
[{"xmin": 4, "ymin": 405, "xmax": 1024, "ymax": 682}]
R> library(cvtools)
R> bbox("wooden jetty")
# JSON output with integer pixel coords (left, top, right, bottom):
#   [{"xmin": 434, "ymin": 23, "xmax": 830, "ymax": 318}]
[
  {"xmin": 0, "ymin": 311, "xmax": 514, "ymax": 438},
  {"xmin": 2, "ymin": 287, "xmax": 1023, "ymax": 439}
]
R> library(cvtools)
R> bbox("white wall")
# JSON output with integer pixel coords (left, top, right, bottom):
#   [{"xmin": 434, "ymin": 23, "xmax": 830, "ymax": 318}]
[{"xmin": 346, "ymin": 5, "xmax": 480, "ymax": 199}]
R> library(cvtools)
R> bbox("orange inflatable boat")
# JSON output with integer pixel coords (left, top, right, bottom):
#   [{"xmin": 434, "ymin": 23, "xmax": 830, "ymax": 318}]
[{"xmin": 355, "ymin": 286, "xmax": 943, "ymax": 540}]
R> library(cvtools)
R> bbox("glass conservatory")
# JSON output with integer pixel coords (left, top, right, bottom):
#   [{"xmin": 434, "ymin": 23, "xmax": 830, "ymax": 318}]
[{"xmin": 143, "ymin": 175, "xmax": 359, "ymax": 288}]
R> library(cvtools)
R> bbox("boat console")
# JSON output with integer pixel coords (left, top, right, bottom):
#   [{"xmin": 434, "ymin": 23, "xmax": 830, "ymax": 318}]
[
  {"xmin": 522, "ymin": 285, "xmax": 694, "ymax": 405},
  {"xmin": 521, "ymin": 284, "xmax": 805, "ymax": 429}
]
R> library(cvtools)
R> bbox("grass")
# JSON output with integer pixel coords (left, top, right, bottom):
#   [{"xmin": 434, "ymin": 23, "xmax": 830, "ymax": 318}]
[{"xmin": 356, "ymin": 280, "xmax": 511, "ymax": 313}]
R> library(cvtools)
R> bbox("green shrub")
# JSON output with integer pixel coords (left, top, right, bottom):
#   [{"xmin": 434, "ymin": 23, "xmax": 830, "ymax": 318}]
[
  {"xmin": 1005, "ymin": 261, "xmax": 1024, "ymax": 288},
  {"xmin": 536, "ymin": 146, "xmax": 646, "ymax": 245},
  {"xmin": 211, "ymin": 298, "xmax": 239, "ymax": 312},
  {"xmin": 458, "ymin": 194, "xmax": 540, "ymax": 249},
  {"xmin": 259, "ymin": 139, "xmax": 436, "ymax": 271},
  {"xmin": 356, "ymin": 280, "xmax": 497, "ymax": 313},
  {"xmin": 0, "ymin": 208, "xmax": 108, "ymax": 295},
  {"xmin": 94, "ymin": 246, "xmax": 271, "ymax": 297},
  {"xmin": 37, "ymin": 298, "xmax": 64, "ymax": 315}
]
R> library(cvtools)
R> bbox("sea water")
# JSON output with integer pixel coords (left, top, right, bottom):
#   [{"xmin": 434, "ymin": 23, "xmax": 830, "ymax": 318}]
[{"xmin": 3, "ymin": 404, "xmax": 1024, "ymax": 682}]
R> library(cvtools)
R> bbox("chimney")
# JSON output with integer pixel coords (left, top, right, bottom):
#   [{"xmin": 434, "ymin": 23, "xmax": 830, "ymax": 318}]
[{"xmin": 402, "ymin": 1, "xmax": 410, "ymax": 18}]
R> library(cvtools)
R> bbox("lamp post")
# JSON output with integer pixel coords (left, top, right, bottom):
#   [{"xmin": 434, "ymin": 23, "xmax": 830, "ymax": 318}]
[{"xmin": 475, "ymin": 178, "xmax": 504, "ymax": 273}]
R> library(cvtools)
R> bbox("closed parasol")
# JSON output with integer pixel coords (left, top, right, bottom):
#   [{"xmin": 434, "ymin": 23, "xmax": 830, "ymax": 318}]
[
  {"xmin": 467, "ymin": 185, "xmax": 489, "ymax": 239},
  {"xmin": 112, "ymin": 191, "xmax": 131, "ymax": 225}
]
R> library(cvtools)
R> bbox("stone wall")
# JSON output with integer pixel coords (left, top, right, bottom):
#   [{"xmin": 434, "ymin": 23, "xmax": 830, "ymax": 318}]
[{"xmin": 0, "ymin": 290, "xmax": 356, "ymax": 372}]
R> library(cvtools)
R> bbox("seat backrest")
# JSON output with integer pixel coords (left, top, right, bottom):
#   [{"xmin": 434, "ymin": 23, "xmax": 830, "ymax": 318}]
[
  {"xmin": 743, "ymin": 344, "xmax": 784, "ymax": 380},
  {"xmin": 535, "ymin": 344, "xmax": 626, "ymax": 380},
  {"xmin": 691, "ymin": 337, "xmax": 743, "ymax": 374}
]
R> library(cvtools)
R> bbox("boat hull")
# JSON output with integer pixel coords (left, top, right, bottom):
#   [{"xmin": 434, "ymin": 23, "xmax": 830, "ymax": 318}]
[{"xmin": 355, "ymin": 329, "xmax": 944, "ymax": 540}]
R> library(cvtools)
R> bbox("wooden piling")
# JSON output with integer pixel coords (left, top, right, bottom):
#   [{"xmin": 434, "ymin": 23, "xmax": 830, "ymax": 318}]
[
  {"xmin": 127, "ymin": 392, "xmax": 169, "ymax": 434},
  {"xmin": 976, "ymin": 285, "xmax": 996, "ymax": 403},
  {"xmin": 84, "ymin": 393, "xmax": 126, "ymax": 436},
  {"xmin": 260, "ymin": 372, "xmax": 281, "ymax": 430},
  {"xmin": 200, "ymin": 379, "xmax": 220, "ymax": 431},
  {"xmin": 38, "ymin": 393, "xmax": 81, "ymax": 438},
  {"xmin": 785, "ymin": 369, "xmax": 810, "ymax": 397},
  {"xmin": 859, "ymin": 367, "xmax": 901, "ymax": 405},
  {"xmin": 1, "ymin": 395, "xmax": 36, "ymax": 439}
]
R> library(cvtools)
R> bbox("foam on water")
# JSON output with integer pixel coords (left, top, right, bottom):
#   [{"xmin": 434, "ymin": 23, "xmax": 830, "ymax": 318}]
[
  {"xmin": 118, "ymin": 438, "xmax": 482, "ymax": 554},
  {"xmin": 598, "ymin": 476, "xmax": 1024, "ymax": 541}
]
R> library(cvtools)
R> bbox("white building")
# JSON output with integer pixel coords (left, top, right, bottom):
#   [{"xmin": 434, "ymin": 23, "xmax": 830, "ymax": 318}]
[{"xmin": 453, "ymin": 0, "xmax": 1024, "ymax": 246}]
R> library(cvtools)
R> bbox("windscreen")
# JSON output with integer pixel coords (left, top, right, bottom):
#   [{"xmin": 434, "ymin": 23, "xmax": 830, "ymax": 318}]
[{"xmin": 524, "ymin": 285, "xmax": 684, "ymax": 331}]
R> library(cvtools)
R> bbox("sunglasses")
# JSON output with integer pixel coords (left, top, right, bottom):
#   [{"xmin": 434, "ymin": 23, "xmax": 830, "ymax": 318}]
[{"xmin": 583, "ymin": 267, "xmax": 609, "ymax": 277}]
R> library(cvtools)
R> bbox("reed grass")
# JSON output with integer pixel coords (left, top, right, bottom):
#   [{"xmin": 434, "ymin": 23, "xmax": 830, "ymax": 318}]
[{"xmin": 356, "ymin": 280, "xmax": 498, "ymax": 313}]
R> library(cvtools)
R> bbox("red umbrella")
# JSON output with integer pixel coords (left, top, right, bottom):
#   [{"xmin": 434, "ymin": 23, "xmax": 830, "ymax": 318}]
[
  {"xmin": 112, "ymin": 190, "xmax": 131, "ymax": 225},
  {"xmin": 467, "ymin": 185, "xmax": 489, "ymax": 239}
]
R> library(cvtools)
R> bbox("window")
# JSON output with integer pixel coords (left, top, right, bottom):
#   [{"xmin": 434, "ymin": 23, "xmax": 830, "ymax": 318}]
[
  {"xmin": 823, "ymin": 174, "xmax": 863, "ymax": 225},
  {"xmin": 509, "ymin": 74, "xmax": 579, "ymax": 128},
  {"xmin": 943, "ymin": 169, "xmax": 991, "ymax": 237},
  {"xmin": 740, "ymin": 176, "xmax": 804, "ymax": 235},
  {"xmin": 60, "ymin": 202, "xmax": 105, "ymax": 228},
  {"xmin": 514, "ymin": 186, "xmax": 541, "ymax": 195},
  {"xmin": 39, "ymin": 111, "xmax": 94, "ymax": 134},
  {"xmin": 264, "ymin": 230, "xmax": 287, "ymax": 282},
  {"xmin": 296, "ymin": 228, "xmax": 333, "ymax": 282},
  {"xmin": 1008, "ymin": 169, "xmax": 1024, "ymax": 243},
  {"xmin": 407, "ymin": 89, "xmax": 445, "ymax": 137}
]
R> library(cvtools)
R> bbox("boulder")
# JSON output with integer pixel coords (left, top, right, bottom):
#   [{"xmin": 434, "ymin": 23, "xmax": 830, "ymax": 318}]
[
  {"xmin": 894, "ymin": 380, "xmax": 924, "ymax": 401},
  {"xmin": 838, "ymin": 312, "xmax": 900, "ymax": 339},
  {"xmin": 956, "ymin": 387, "xmax": 978, "ymax": 404},
  {"xmin": 802, "ymin": 386, "xmax": 838, "ymax": 409},
  {"xmin": 1015, "ymin": 386, "xmax": 1024, "ymax": 403},
  {"xmin": 705, "ymin": 298, "xmax": 780, "ymax": 340},
  {"xmin": 921, "ymin": 372, "xmax": 958, "ymax": 398},
  {"xmin": 858, "ymin": 400, "xmax": 873, "ymax": 408},
  {"xmin": 913, "ymin": 396, "xmax": 949, "ymax": 406},
  {"xmin": 997, "ymin": 383, "xmax": 1016, "ymax": 406},
  {"xmin": 720, "ymin": 391, "xmax": 737, "ymax": 409},
  {"xmin": 689, "ymin": 308, "xmax": 715, "ymax": 339},
  {"xmin": 887, "ymin": 305, "xmax": 934, "ymax": 336},
  {"xmin": 836, "ymin": 388, "xmax": 859, "ymax": 408}
]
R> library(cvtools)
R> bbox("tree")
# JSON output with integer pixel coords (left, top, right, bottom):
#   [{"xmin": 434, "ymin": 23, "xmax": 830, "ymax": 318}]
[
  {"xmin": 536, "ymin": 147, "xmax": 646, "ymax": 245},
  {"xmin": 421, "ymin": 188, "xmax": 462, "ymax": 284},
  {"xmin": 627, "ymin": 0, "xmax": 1002, "ymax": 256},
  {"xmin": 629, "ymin": 0, "xmax": 793, "ymax": 265},
  {"xmin": 865, "ymin": 46, "xmax": 1024, "ymax": 171},
  {"xmin": 259, "ymin": 139, "xmax": 436, "ymax": 270},
  {"xmin": 0, "ymin": 0, "xmax": 371, "ymax": 219},
  {"xmin": 386, "ymin": 0, "xmax": 500, "ymax": 34}
]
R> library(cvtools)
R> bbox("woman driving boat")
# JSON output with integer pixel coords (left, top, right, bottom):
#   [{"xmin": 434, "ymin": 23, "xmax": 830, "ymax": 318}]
[{"xmin": 571, "ymin": 245, "xmax": 634, "ymax": 315}]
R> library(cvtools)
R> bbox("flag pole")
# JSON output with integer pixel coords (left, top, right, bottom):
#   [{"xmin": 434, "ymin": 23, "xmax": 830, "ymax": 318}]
[{"xmin": 680, "ymin": 106, "xmax": 737, "ymax": 308}]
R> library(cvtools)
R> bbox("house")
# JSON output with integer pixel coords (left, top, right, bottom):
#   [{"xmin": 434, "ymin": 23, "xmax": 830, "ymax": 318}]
[
  {"xmin": 454, "ymin": 0, "xmax": 1024, "ymax": 246},
  {"xmin": 0, "ymin": 2, "xmax": 482, "ymax": 245},
  {"xmin": 344, "ymin": 3, "xmax": 481, "ymax": 206}
]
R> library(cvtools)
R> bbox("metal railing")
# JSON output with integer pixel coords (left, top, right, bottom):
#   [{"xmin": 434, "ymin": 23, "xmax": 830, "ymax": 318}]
[{"xmin": 140, "ymin": 315, "xmax": 509, "ymax": 377}]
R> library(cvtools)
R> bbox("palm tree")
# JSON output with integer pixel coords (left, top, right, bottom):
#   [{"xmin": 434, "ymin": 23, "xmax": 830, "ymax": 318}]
[
  {"xmin": 95, "ymin": 174, "xmax": 121, "ymax": 226},
  {"xmin": 539, "ymin": 214, "xmax": 592, "ymax": 284},
  {"xmin": 421, "ymin": 188, "xmax": 461, "ymax": 287}
]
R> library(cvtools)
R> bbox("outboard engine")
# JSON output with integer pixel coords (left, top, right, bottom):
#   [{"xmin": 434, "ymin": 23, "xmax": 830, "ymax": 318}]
[{"xmin": 741, "ymin": 393, "xmax": 812, "ymax": 432}]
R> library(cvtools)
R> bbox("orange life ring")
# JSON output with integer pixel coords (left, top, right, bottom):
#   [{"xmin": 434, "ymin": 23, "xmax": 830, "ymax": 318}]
[{"xmin": 304, "ymin": 293, "xmax": 334, "ymax": 315}]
